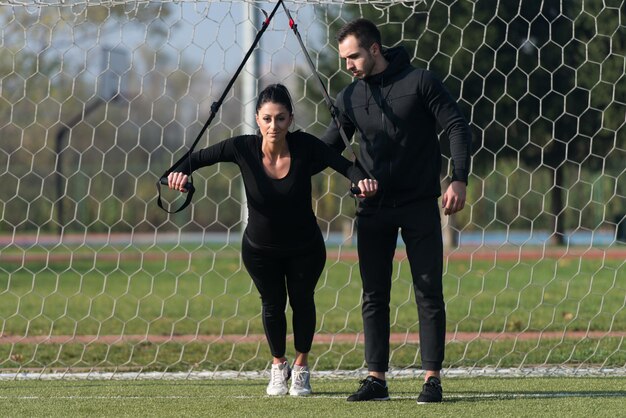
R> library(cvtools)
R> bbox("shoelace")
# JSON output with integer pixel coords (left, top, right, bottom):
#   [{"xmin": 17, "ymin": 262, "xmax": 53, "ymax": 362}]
[
  {"xmin": 357, "ymin": 378, "xmax": 375, "ymax": 392},
  {"xmin": 292, "ymin": 368, "xmax": 309, "ymax": 387},
  {"xmin": 423, "ymin": 379, "xmax": 441, "ymax": 392},
  {"xmin": 270, "ymin": 366, "xmax": 286, "ymax": 386}
]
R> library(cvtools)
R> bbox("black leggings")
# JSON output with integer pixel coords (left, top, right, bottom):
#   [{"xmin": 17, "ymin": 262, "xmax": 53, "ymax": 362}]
[{"xmin": 241, "ymin": 230, "xmax": 326, "ymax": 358}]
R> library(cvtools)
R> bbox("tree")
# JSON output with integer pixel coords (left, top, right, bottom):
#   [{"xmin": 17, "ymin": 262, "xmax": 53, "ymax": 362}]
[{"xmin": 0, "ymin": 4, "xmax": 174, "ymax": 233}]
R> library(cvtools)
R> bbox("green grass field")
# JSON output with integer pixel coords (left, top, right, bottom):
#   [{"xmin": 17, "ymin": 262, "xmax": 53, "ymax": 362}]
[
  {"xmin": 2, "ymin": 244, "xmax": 626, "ymax": 416},
  {"xmin": 1, "ymin": 377, "xmax": 625, "ymax": 417},
  {"xmin": 1, "ymin": 244, "xmax": 625, "ymax": 372}
]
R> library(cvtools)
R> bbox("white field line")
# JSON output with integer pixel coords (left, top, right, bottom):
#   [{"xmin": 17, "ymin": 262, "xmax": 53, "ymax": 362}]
[{"xmin": 1, "ymin": 392, "xmax": 625, "ymax": 401}]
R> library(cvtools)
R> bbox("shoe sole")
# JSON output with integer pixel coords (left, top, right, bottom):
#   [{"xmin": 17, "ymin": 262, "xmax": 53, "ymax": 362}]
[
  {"xmin": 416, "ymin": 400, "xmax": 442, "ymax": 404},
  {"xmin": 289, "ymin": 390, "xmax": 312, "ymax": 396},
  {"xmin": 266, "ymin": 390, "xmax": 288, "ymax": 396},
  {"xmin": 347, "ymin": 396, "xmax": 390, "ymax": 402}
]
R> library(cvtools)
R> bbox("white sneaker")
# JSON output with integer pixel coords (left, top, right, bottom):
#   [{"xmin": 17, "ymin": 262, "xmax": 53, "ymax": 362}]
[
  {"xmin": 289, "ymin": 365, "xmax": 312, "ymax": 396},
  {"xmin": 266, "ymin": 361, "xmax": 291, "ymax": 396}
]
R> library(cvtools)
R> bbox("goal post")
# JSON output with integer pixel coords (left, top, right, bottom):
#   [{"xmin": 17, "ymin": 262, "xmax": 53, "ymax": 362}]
[{"xmin": 0, "ymin": 0, "xmax": 624, "ymax": 377}]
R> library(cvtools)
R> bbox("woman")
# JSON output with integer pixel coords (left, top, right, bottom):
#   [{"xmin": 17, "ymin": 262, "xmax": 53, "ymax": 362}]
[{"xmin": 168, "ymin": 84, "xmax": 377, "ymax": 396}]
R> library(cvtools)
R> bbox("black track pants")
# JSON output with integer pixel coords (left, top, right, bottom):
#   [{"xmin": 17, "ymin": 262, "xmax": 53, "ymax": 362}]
[
  {"xmin": 241, "ymin": 230, "xmax": 326, "ymax": 358},
  {"xmin": 356, "ymin": 198, "xmax": 445, "ymax": 372}
]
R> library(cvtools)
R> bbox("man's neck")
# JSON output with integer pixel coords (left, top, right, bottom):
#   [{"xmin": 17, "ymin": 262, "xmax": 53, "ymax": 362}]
[{"xmin": 370, "ymin": 58, "xmax": 389, "ymax": 77}]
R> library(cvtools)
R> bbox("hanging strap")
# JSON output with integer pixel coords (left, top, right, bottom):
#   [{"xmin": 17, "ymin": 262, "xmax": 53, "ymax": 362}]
[
  {"xmin": 281, "ymin": 2, "xmax": 376, "ymax": 195},
  {"xmin": 157, "ymin": 0, "xmax": 284, "ymax": 213}
]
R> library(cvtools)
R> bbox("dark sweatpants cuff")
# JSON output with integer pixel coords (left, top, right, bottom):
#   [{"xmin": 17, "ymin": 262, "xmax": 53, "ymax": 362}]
[
  {"xmin": 367, "ymin": 363, "xmax": 389, "ymax": 373},
  {"xmin": 421, "ymin": 361, "xmax": 443, "ymax": 371}
]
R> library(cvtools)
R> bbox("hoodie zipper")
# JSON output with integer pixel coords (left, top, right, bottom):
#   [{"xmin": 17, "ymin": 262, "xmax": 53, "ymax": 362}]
[
  {"xmin": 372, "ymin": 75, "xmax": 396, "ymax": 207},
  {"xmin": 380, "ymin": 75, "xmax": 393, "ymax": 202}
]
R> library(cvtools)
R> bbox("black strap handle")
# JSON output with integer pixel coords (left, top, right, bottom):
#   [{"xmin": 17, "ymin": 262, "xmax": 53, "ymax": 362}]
[
  {"xmin": 157, "ymin": 177, "xmax": 195, "ymax": 213},
  {"xmin": 156, "ymin": 0, "xmax": 284, "ymax": 214}
]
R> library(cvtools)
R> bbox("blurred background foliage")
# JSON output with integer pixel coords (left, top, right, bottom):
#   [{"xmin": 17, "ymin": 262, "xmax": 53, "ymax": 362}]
[{"xmin": 0, "ymin": 1, "xmax": 623, "ymax": 245}]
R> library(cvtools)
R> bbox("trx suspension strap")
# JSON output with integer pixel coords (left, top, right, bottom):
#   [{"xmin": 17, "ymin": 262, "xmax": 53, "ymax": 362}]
[
  {"xmin": 156, "ymin": 0, "xmax": 283, "ymax": 213},
  {"xmin": 281, "ymin": 2, "xmax": 377, "ymax": 193}
]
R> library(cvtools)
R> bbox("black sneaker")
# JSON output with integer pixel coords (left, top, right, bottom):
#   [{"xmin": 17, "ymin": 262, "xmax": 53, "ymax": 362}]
[
  {"xmin": 346, "ymin": 376, "xmax": 390, "ymax": 401},
  {"xmin": 417, "ymin": 376, "xmax": 443, "ymax": 404}
]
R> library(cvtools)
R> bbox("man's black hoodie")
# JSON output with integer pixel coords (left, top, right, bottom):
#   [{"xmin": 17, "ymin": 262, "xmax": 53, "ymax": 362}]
[{"xmin": 321, "ymin": 46, "xmax": 471, "ymax": 207}]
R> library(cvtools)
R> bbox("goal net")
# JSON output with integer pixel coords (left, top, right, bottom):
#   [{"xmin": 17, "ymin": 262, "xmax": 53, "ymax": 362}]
[{"xmin": 1, "ymin": 0, "xmax": 624, "ymax": 378}]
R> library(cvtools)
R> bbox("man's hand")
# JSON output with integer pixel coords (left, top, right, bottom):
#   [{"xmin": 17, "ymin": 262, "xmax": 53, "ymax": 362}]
[
  {"xmin": 442, "ymin": 181, "xmax": 466, "ymax": 215},
  {"xmin": 357, "ymin": 178, "xmax": 378, "ymax": 198}
]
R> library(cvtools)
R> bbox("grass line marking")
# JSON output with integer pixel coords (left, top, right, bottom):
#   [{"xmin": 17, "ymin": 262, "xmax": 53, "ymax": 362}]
[{"xmin": 3, "ymin": 392, "xmax": 626, "ymax": 401}]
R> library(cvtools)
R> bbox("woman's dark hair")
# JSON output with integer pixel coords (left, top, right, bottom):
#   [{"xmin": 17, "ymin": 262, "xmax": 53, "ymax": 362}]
[
  {"xmin": 336, "ymin": 18, "xmax": 382, "ymax": 50},
  {"xmin": 256, "ymin": 83, "xmax": 293, "ymax": 115}
]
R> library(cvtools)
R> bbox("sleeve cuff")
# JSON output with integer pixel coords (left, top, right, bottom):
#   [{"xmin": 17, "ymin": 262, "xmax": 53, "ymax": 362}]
[{"xmin": 451, "ymin": 170, "xmax": 469, "ymax": 185}]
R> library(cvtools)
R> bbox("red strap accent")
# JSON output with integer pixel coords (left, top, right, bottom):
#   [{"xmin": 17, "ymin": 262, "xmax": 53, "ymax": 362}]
[{"xmin": 289, "ymin": 18, "xmax": 294, "ymax": 28}]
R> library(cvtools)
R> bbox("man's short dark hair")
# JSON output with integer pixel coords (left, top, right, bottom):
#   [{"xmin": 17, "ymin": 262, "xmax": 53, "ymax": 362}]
[{"xmin": 336, "ymin": 18, "xmax": 382, "ymax": 50}]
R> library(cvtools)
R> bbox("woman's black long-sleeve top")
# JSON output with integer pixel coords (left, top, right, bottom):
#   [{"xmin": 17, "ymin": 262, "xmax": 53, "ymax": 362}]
[{"xmin": 175, "ymin": 131, "xmax": 366, "ymax": 251}]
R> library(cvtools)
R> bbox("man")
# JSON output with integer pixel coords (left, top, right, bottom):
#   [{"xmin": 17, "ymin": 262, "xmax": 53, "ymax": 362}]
[{"xmin": 321, "ymin": 18, "xmax": 471, "ymax": 403}]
